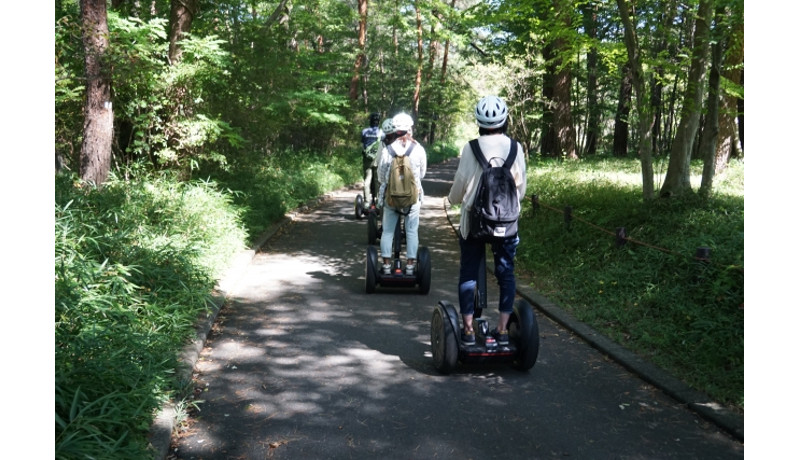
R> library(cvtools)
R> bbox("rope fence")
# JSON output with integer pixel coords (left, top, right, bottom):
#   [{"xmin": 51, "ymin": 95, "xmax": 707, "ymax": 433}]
[{"xmin": 529, "ymin": 195, "xmax": 744, "ymax": 272}]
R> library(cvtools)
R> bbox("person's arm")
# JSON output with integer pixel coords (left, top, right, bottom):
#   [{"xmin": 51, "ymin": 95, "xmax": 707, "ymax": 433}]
[
  {"xmin": 513, "ymin": 142, "xmax": 527, "ymax": 198},
  {"xmin": 377, "ymin": 146, "xmax": 391, "ymax": 185},
  {"xmin": 419, "ymin": 144, "xmax": 427, "ymax": 179},
  {"xmin": 447, "ymin": 143, "xmax": 472, "ymax": 205}
]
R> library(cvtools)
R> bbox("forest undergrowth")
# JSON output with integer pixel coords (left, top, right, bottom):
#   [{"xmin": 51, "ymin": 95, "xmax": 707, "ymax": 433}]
[
  {"xmin": 516, "ymin": 156, "xmax": 744, "ymax": 411},
  {"xmin": 54, "ymin": 148, "xmax": 742, "ymax": 459}
]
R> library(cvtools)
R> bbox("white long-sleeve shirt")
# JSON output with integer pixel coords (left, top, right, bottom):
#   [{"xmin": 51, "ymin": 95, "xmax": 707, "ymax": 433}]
[{"xmin": 448, "ymin": 134, "xmax": 527, "ymax": 239}]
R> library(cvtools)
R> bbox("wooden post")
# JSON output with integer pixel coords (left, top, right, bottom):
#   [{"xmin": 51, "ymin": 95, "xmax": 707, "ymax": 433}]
[
  {"xmin": 695, "ymin": 246, "xmax": 711, "ymax": 262},
  {"xmin": 564, "ymin": 206, "xmax": 572, "ymax": 232},
  {"xmin": 616, "ymin": 227, "xmax": 627, "ymax": 247}
]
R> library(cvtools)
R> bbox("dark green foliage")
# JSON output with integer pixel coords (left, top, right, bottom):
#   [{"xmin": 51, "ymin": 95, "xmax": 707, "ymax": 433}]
[
  {"xmin": 201, "ymin": 146, "xmax": 364, "ymax": 243},
  {"xmin": 55, "ymin": 172, "xmax": 247, "ymax": 459},
  {"xmin": 56, "ymin": 10, "xmax": 241, "ymax": 176},
  {"xmin": 516, "ymin": 156, "xmax": 743, "ymax": 409},
  {"xmin": 53, "ymin": 1, "xmax": 745, "ymax": 455}
]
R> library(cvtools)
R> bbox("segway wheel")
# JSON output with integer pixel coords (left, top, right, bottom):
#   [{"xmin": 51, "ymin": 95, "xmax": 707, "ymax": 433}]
[
  {"xmin": 365, "ymin": 246, "xmax": 378, "ymax": 293},
  {"xmin": 508, "ymin": 299, "xmax": 540, "ymax": 371},
  {"xmin": 367, "ymin": 212, "xmax": 378, "ymax": 245},
  {"xmin": 417, "ymin": 247, "xmax": 431, "ymax": 295},
  {"xmin": 355, "ymin": 194, "xmax": 365, "ymax": 220},
  {"xmin": 431, "ymin": 302, "xmax": 458, "ymax": 374}
]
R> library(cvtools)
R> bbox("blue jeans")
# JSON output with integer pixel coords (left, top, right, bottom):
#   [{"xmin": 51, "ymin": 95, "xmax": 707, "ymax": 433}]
[
  {"xmin": 458, "ymin": 235, "xmax": 519, "ymax": 315},
  {"xmin": 380, "ymin": 202, "xmax": 420, "ymax": 260}
]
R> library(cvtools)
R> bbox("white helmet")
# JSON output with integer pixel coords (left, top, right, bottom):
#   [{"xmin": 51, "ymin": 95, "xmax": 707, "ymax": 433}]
[
  {"xmin": 475, "ymin": 95, "xmax": 508, "ymax": 129},
  {"xmin": 392, "ymin": 112, "xmax": 414, "ymax": 132},
  {"xmin": 381, "ymin": 118, "xmax": 396, "ymax": 135}
]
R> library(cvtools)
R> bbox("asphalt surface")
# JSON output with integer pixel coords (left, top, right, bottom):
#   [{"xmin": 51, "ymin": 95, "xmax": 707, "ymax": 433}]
[{"xmin": 151, "ymin": 157, "xmax": 744, "ymax": 459}]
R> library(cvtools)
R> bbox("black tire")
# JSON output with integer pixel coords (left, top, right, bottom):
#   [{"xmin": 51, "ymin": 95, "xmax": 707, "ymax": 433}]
[
  {"xmin": 417, "ymin": 247, "xmax": 431, "ymax": 294},
  {"xmin": 365, "ymin": 246, "xmax": 378, "ymax": 293},
  {"xmin": 355, "ymin": 194, "xmax": 364, "ymax": 220},
  {"xmin": 367, "ymin": 212, "xmax": 378, "ymax": 245},
  {"xmin": 431, "ymin": 302, "xmax": 458, "ymax": 374},
  {"xmin": 508, "ymin": 299, "xmax": 540, "ymax": 371}
]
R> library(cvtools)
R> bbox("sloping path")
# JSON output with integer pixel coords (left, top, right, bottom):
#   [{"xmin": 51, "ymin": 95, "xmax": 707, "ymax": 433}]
[{"xmin": 165, "ymin": 158, "xmax": 743, "ymax": 459}]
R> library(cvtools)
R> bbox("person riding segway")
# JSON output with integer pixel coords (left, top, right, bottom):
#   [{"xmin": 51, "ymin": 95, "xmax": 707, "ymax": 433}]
[
  {"xmin": 355, "ymin": 112, "xmax": 384, "ymax": 219},
  {"xmin": 367, "ymin": 117, "xmax": 399, "ymax": 244},
  {"xmin": 431, "ymin": 95, "xmax": 539, "ymax": 373},
  {"xmin": 365, "ymin": 112, "xmax": 431, "ymax": 294}
]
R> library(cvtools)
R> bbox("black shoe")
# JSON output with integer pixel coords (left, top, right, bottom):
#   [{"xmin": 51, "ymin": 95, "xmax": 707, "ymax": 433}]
[
  {"xmin": 461, "ymin": 329, "xmax": 476, "ymax": 345},
  {"xmin": 491, "ymin": 328, "xmax": 509, "ymax": 346}
]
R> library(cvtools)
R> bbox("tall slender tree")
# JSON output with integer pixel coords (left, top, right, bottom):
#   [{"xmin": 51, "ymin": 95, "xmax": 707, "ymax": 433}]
[
  {"xmin": 716, "ymin": 2, "xmax": 744, "ymax": 163},
  {"xmin": 612, "ymin": 62, "xmax": 632, "ymax": 157},
  {"xmin": 698, "ymin": 18, "xmax": 722, "ymax": 197},
  {"xmin": 350, "ymin": 0, "xmax": 368, "ymax": 101},
  {"xmin": 79, "ymin": 0, "xmax": 113, "ymax": 186},
  {"xmin": 412, "ymin": 0, "xmax": 424, "ymax": 118},
  {"xmin": 650, "ymin": 0, "xmax": 679, "ymax": 155},
  {"xmin": 581, "ymin": 0, "xmax": 600, "ymax": 156},
  {"xmin": 660, "ymin": 0, "xmax": 712, "ymax": 197},
  {"xmin": 168, "ymin": 0, "xmax": 199, "ymax": 64},
  {"xmin": 616, "ymin": 0, "xmax": 656, "ymax": 199}
]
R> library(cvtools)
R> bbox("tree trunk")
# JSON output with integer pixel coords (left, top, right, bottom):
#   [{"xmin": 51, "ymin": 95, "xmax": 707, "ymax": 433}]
[
  {"xmin": 612, "ymin": 62, "xmax": 632, "ymax": 157},
  {"xmin": 554, "ymin": 63, "xmax": 578, "ymax": 159},
  {"xmin": 412, "ymin": 1, "xmax": 423, "ymax": 118},
  {"xmin": 551, "ymin": 0, "xmax": 578, "ymax": 159},
  {"xmin": 582, "ymin": 1, "xmax": 599, "ymax": 156},
  {"xmin": 168, "ymin": 0, "xmax": 198, "ymax": 64},
  {"xmin": 349, "ymin": 0, "xmax": 368, "ymax": 101},
  {"xmin": 265, "ymin": 0, "xmax": 290, "ymax": 29},
  {"xmin": 540, "ymin": 43, "xmax": 557, "ymax": 157},
  {"xmin": 736, "ymin": 69, "xmax": 743, "ymax": 151},
  {"xmin": 431, "ymin": 0, "xmax": 456, "ymax": 146},
  {"xmin": 79, "ymin": 0, "xmax": 114, "ymax": 186},
  {"xmin": 423, "ymin": 21, "xmax": 439, "ymax": 143},
  {"xmin": 717, "ymin": 14, "xmax": 743, "ymax": 163},
  {"xmin": 617, "ymin": 0, "xmax": 655, "ymax": 200},
  {"xmin": 660, "ymin": 0, "xmax": 712, "ymax": 198},
  {"xmin": 650, "ymin": 0, "xmax": 677, "ymax": 156},
  {"xmin": 699, "ymin": 13, "xmax": 723, "ymax": 197}
]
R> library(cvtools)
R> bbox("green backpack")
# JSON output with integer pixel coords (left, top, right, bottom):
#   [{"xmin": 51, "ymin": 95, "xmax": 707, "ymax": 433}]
[{"xmin": 386, "ymin": 142, "xmax": 418, "ymax": 209}]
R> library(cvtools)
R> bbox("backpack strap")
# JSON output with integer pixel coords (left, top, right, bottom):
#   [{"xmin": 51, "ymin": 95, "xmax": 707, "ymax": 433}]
[
  {"xmin": 469, "ymin": 139, "xmax": 489, "ymax": 170},
  {"xmin": 403, "ymin": 141, "xmax": 416, "ymax": 157},
  {"xmin": 469, "ymin": 138, "xmax": 518, "ymax": 170},
  {"xmin": 504, "ymin": 139, "xmax": 518, "ymax": 169},
  {"xmin": 388, "ymin": 141, "xmax": 416, "ymax": 158}
]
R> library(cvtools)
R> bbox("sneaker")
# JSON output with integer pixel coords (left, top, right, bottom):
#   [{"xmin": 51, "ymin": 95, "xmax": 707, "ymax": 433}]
[
  {"xmin": 491, "ymin": 328, "xmax": 509, "ymax": 346},
  {"xmin": 405, "ymin": 264, "xmax": 415, "ymax": 276},
  {"xmin": 382, "ymin": 263, "xmax": 392, "ymax": 275},
  {"xmin": 461, "ymin": 329, "xmax": 476, "ymax": 345}
]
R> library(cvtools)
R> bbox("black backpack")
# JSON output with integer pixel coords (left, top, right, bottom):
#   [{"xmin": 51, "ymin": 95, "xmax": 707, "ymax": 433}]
[{"xmin": 469, "ymin": 138, "xmax": 520, "ymax": 241}]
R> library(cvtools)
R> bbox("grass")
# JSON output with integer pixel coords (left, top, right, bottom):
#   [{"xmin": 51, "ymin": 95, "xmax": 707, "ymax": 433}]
[
  {"xmin": 514, "ymin": 155, "xmax": 744, "ymax": 411},
  {"xmin": 54, "ymin": 148, "xmax": 364, "ymax": 459},
  {"xmin": 54, "ymin": 146, "xmax": 743, "ymax": 458},
  {"xmin": 202, "ymin": 146, "xmax": 364, "ymax": 244},
  {"xmin": 55, "ymin": 171, "xmax": 248, "ymax": 459}
]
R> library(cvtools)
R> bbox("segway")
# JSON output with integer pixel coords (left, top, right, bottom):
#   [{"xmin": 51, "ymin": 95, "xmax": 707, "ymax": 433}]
[
  {"xmin": 365, "ymin": 214, "xmax": 431, "ymax": 294},
  {"xmin": 430, "ymin": 250, "xmax": 540, "ymax": 373}
]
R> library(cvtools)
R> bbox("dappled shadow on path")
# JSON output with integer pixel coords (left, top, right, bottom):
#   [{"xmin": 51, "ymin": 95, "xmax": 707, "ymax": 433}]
[{"xmin": 170, "ymin": 159, "xmax": 743, "ymax": 460}]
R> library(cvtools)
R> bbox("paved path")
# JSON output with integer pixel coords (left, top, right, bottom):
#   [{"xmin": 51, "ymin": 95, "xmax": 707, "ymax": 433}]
[{"xmin": 166, "ymin": 158, "xmax": 743, "ymax": 459}]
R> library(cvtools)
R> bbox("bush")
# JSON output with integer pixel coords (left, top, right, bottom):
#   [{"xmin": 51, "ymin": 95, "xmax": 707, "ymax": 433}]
[
  {"xmin": 516, "ymin": 157, "xmax": 744, "ymax": 409},
  {"xmin": 55, "ymin": 172, "xmax": 247, "ymax": 459}
]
